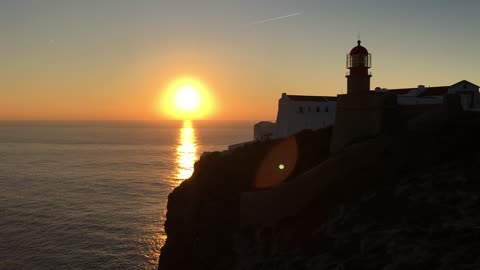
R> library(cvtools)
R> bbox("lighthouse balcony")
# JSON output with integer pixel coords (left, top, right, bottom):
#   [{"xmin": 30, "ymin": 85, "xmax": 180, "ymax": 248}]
[{"xmin": 345, "ymin": 71, "xmax": 372, "ymax": 76}]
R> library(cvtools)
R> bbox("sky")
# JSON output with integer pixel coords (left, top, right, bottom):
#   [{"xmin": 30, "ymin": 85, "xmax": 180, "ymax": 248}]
[{"xmin": 1, "ymin": 0, "xmax": 479, "ymax": 121}]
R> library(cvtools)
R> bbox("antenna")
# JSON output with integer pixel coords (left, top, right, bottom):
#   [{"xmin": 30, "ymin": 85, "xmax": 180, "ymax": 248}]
[{"xmin": 357, "ymin": 32, "xmax": 360, "ymax": 41}]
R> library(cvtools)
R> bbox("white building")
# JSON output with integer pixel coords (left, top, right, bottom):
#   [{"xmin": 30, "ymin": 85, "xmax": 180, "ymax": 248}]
[
  {"xmin": 253, "ymin": 40, "xmax": 480, "ymax": 146},
  {"xmin": 254, "ymin": 121, "xmax": 276, "ymax": 141},
  {"xmin": 272, "ymin": 93, "xmax": 336, "ymax": 138},
  {"xmin": 380, "ymin": 80, "xmax": 480, "ymax": 110},
  {"xmin": 254, "ymin": 80, "xmax": 479, "ymax": 141}
]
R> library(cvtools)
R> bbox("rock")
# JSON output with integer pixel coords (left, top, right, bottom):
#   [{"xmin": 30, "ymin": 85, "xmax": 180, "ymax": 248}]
[{"xmin": 159, "ymin": 112, "xmax": 480, "ymax": 269}]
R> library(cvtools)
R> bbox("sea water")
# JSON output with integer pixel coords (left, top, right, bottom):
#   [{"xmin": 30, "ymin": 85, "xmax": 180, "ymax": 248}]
[{"xmin": 0, "ymin": 121, "xmax": 252, "ymax": 269}]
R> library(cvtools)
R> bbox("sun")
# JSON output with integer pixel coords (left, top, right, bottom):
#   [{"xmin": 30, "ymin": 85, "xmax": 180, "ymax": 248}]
[
  {"xmin": 175, "ymin": 86, "xmax": 200, "ymax": 111},
  {"xmin": 159, "ymin": 77, "xmax": 213, "ymax": 120}
]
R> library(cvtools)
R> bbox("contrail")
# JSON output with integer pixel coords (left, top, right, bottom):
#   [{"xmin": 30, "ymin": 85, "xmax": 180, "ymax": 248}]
[{"xmin": 248, "ymin": 12, "xmax": 302, "ymax": 25}]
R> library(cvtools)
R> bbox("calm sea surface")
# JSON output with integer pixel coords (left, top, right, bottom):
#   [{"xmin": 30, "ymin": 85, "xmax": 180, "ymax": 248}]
[{"xmin": 0, "ymin": 121, "xmax": 252, "ymax": 270}]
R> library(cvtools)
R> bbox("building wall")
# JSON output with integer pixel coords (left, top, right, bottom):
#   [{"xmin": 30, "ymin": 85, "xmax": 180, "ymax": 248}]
[
  {"xmin": 273, "ymin": 95, "xmax": 336, "ymax": 138},
  {"xmin": 397, "ymin": 96, "xmax": 443, "ymax": 105},
  {"xmin": 254, "ymin": 121, "xmax": 276, "ymax": 141},
  {"xmin": 397, "ymin": 104, "xmax": 443, "ymax": 122},
  {"xmin": 330, "ymin": 93, "xmax": 397, "ymax": 153},
  {"xmin": 448, "ymin": 82, "xmax": 480, "ymax": 110},
  {"xmin": 240, "ymin": 134, "xmax": 392, "ymax": 226}
]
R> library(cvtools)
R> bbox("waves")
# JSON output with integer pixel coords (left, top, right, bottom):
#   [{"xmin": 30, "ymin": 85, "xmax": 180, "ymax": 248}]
[{"xmin": 0, "ymin": 122, "xmax": 251, "ymax": 269}]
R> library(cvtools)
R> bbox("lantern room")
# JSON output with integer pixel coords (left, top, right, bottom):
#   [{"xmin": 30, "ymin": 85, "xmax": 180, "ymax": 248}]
[
  {"xmin": 346, "ymin": 40, "xmax": 371, "ymax": 76},
  {"xmin": 346, "ymin": 40, "xmax": 372, "ymax": 94}
]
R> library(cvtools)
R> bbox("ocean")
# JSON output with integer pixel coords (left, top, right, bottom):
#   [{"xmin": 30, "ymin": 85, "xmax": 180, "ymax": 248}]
[{"xmin": 0, "ymin": 120, "xmax": 253, "ymax": 270}]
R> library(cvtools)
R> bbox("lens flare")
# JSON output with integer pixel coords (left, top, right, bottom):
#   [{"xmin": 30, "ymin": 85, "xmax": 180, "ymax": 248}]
[{"xmin": 255, "ymin": 136, "xmax": 298, "ymax": 189}]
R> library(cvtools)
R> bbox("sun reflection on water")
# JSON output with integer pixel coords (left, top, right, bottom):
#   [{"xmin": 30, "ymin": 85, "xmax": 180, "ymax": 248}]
[
  {"xmin": 174, "ymin": 120, "xmax": 198, "ymax": 183},
  {"xmin": 155, "ymin": 120, "xmax": 197, "ymax": 265}
]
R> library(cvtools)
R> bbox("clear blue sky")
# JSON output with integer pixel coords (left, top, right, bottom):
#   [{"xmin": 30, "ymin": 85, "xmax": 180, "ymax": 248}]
[{"xmin": 1, "ymin": 0, "xmax": 479, "ymax": 120}]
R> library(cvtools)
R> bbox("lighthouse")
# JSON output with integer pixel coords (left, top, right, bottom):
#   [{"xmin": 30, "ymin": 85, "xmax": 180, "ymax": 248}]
[
  {"xmin": 331, "ymin": 39, "xmax": 397, "ymax": 153},
  {"xmin": 346, "ymin": 40, "xmax": 372, "ymax": 95}
]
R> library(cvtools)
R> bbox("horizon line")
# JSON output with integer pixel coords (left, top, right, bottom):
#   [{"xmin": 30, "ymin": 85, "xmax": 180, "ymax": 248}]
[{"xmin": 0, "ymin": 119, "xmax": 269, "ymax": 122}]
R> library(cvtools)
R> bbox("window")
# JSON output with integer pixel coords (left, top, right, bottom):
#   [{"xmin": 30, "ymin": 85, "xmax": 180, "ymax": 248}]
[
  {"xmin": 298, "ymin": 106, "xmax": 304, "ymax": 113},
  {"xmin": 325, "ymin": 106, "xmax": 329, "ymax": 112},
  {"xmin": 308, "ymin": 107, "xmax": 311, "ymax": 112},
  {"xmin": 316, "ymin": 107, "xmax": 320, "ymax": 112}
]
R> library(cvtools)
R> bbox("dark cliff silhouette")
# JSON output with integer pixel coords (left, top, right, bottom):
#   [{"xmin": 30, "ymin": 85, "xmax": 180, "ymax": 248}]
[{"xmin": 159, "ymin": 105, "xmax": 480, "ymax": 269}]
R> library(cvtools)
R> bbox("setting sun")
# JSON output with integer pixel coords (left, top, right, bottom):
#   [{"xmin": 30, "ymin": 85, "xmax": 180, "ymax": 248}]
[
  {"xmin": 159, "ymin": 77, "xmax": 214, "ymax": 120},
  {"xmin": 175, "ymin": 86, "xmax": 200, "ymax": 111}
]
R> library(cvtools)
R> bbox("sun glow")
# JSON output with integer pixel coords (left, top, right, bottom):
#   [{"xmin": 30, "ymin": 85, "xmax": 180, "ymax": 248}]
[{"xmin": 159, "ymin": 77, "xmax": 213, "ymax": 120}]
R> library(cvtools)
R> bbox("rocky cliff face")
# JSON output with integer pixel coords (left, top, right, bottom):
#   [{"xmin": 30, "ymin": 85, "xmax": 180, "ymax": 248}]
[{"xmin": 159, "ymin": 112, "xmax": 480, "ymax": 270}]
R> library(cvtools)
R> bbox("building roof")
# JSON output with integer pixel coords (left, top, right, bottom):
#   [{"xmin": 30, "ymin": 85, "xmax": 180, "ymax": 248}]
[
  {"xmin": 417, "ymin": 86, "xmax": 449, "ymax": 97},
  {"xmin": 324, "ymin": 96, "xmax": 338, "ymax": 101},
  {"xmin": 387, "ymin": 86, "xmax": 449, "ymax": 97},
  {"xmin": 254, "ymin": 121, "xmax": 274, "ymax": 126},
  {"xmin": 287, "ymin": 95, "xmax": 337, "ymax": 102},
  {"xmin": 387, "ymin": 88, "xmax": 414, "ymax": 95},
  {"xmin": 451, "ymin": 80, "xmax": 479, "ymax": 88}
]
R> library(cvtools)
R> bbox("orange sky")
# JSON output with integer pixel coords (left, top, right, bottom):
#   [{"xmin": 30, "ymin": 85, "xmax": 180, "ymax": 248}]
[{"xmin": 1, "ymin": 1, "xmax": 479, "ymax": 121}]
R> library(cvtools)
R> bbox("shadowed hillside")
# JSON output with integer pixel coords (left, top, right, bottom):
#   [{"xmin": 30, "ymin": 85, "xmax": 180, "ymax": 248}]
[{"xmin": 159, "ymin": 111, "xmax": 480, "ymax": 270}]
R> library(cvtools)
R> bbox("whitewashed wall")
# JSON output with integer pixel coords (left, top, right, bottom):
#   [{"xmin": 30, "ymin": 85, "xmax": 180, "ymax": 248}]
[
  {"xmin": 448, "ymin": 81, "xmax": 480, "ymax": 110},
  {"xmin": 273, "ymin": 94, "xmax": 336, "ymax": 138}
]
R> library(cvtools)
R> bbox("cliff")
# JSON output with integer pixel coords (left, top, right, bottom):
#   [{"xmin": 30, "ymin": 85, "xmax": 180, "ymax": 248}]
[{"xmin": 159, "ymin": 110, "xmax": 480, "ymax": 270}]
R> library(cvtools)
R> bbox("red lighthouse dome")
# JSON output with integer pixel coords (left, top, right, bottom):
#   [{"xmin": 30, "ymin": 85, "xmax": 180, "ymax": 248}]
[
  {"xmin": 346, "ymin": 40, "xmax": 371, "ymax": 75},
  {"xmin": 350, "ymin": 40, "xmax": 369, "ymax": 55}
]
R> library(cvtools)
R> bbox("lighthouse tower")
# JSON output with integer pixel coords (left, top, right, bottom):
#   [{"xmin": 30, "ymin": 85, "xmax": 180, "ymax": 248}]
[
  {"xmin": 346, "ymin": 40, "xmax": 372, "ymax": 95},
  {"xmin": 331, "ymin": 40, "xmax": 397, "ymax": 153}
]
